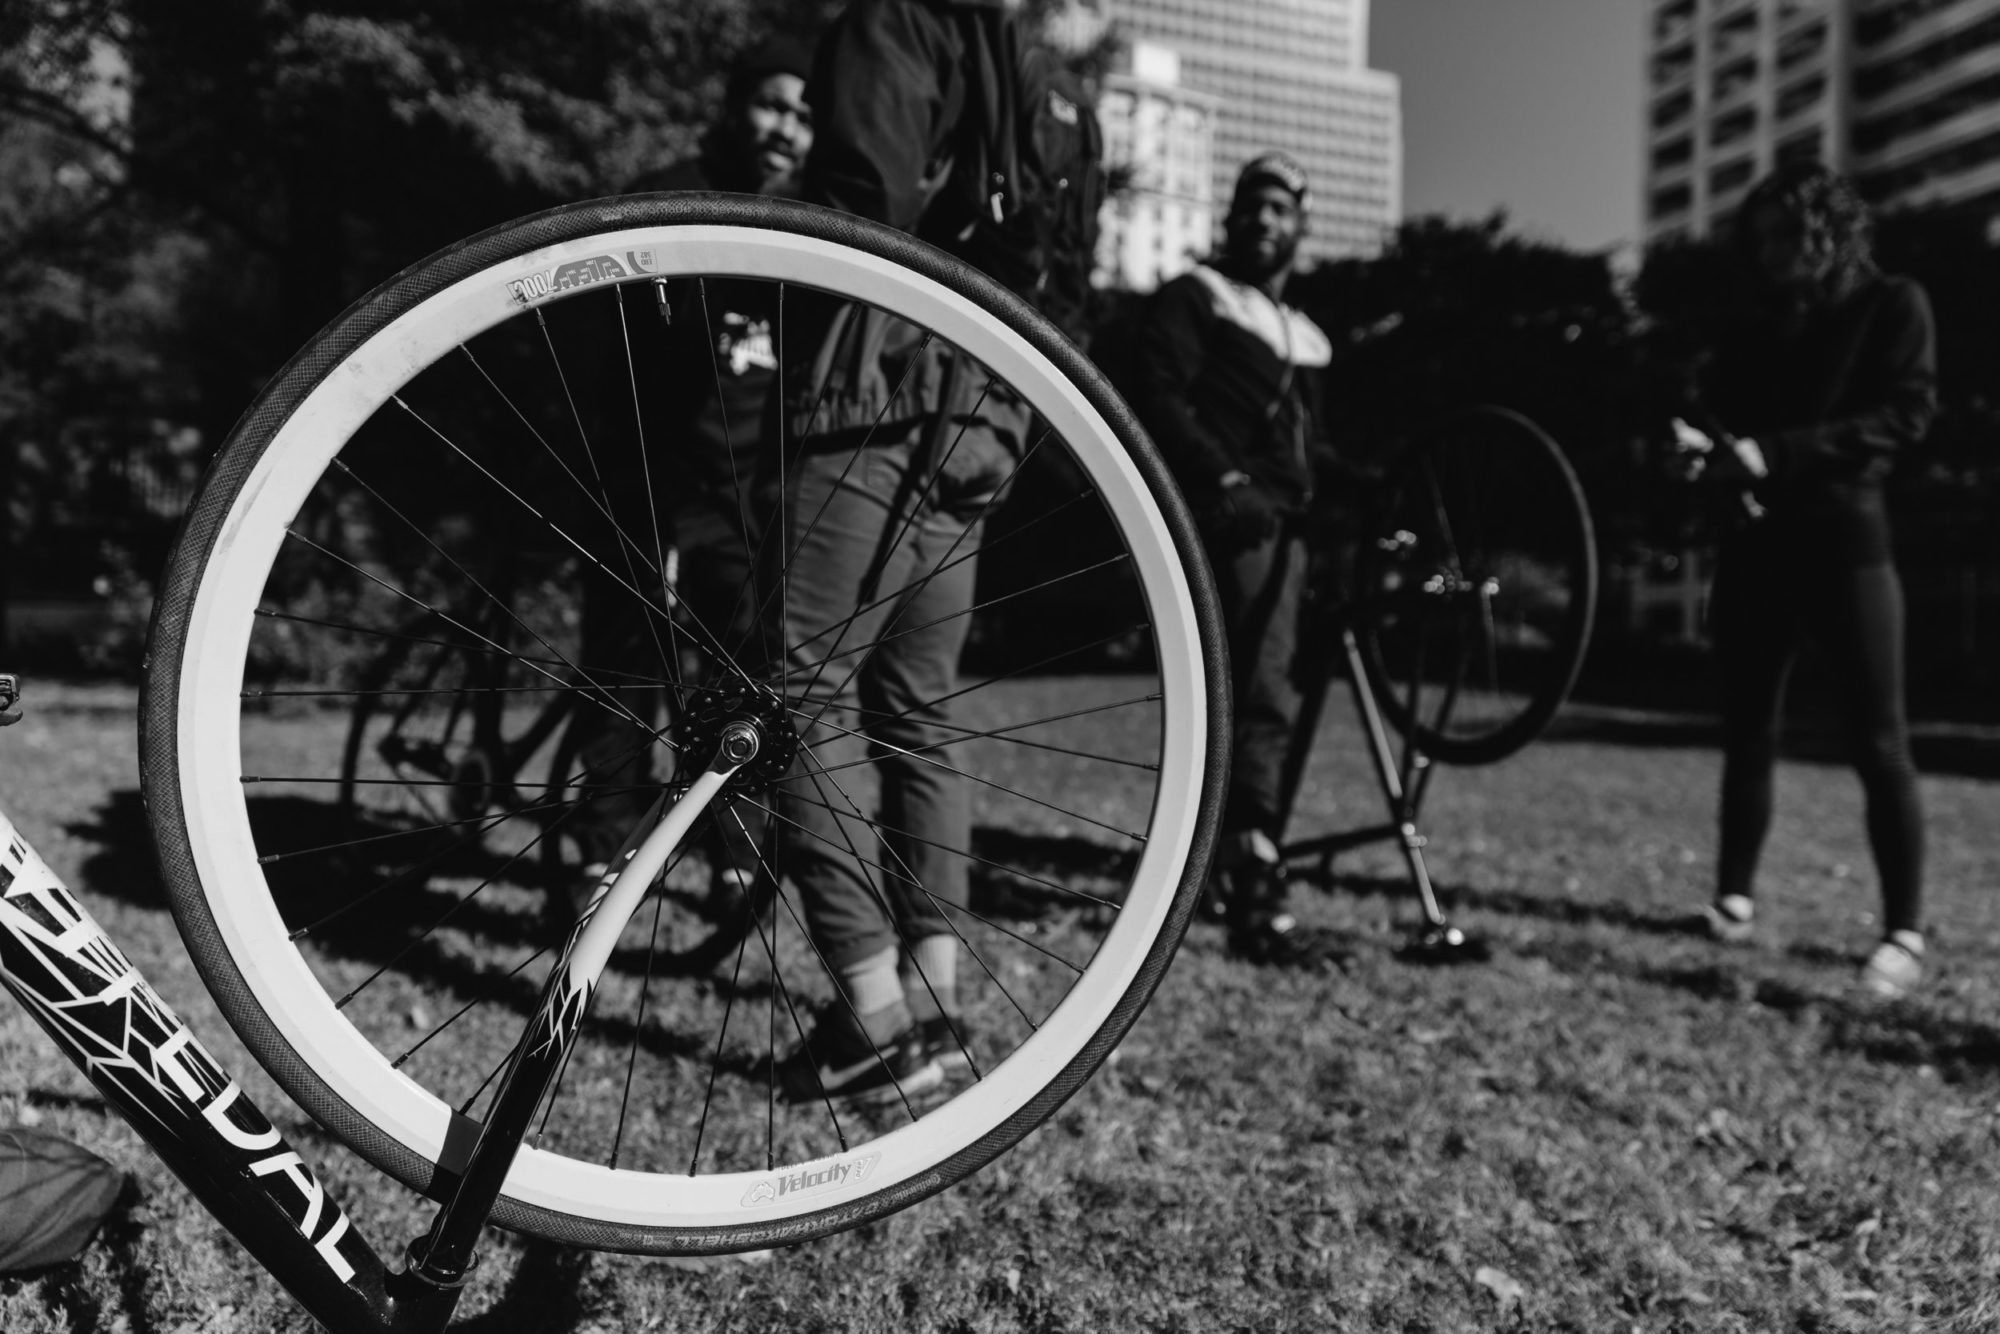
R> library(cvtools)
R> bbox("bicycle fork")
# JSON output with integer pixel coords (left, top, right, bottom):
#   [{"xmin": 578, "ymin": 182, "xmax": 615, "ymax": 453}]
[{"xmin": 402, "ymin": 720, "xmax": 761, "ymax": 1295}]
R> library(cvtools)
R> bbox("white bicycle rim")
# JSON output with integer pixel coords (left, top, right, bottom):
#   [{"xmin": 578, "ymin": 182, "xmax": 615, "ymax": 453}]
[{"xmin": 157, "ymin": 205, "xmax": 1214, "ymax": 1242}]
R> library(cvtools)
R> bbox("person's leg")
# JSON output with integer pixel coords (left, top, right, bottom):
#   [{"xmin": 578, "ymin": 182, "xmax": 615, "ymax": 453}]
[
  {"xmin": 771, "ymin": 445, "xmax": 911, "ymax": 983},
  {"xmin": 1209, "ymin": 527, "xmax": 1318, "ymax": 958},
  {"xmin": 1225, "ymin": 529, "xmax": 1309, "ymax": 836},
  {"xmin": 1708, "ymin": 543, "xmax": 1801, "ymax": 934},
  {"xmin": 766, "ymin": 439, "xmax": 945, "ymax": 1103},
  {"xmin": 864, "ymin": 504, "xmax": 978, "ymax": 1022},
  {"xmin": 566, "ymin": 543, "xmax": 665, "ymax": 880},
  {"xmin": 673, "ymin": 492, "xmax": 770, "ymax": 885},
  {"xmin": 1812, "ymin": 561, "xmax": 1925, "ymax": 989}
]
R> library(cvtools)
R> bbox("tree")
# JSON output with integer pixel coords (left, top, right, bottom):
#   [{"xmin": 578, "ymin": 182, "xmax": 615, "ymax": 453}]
[
  {"xmin": 0, "ymin": 0, "xmax": 846, "ymax": 661},
  {"xmin": 1289, "ymin": 211, "xmax": 1631, "ymax": 467}
]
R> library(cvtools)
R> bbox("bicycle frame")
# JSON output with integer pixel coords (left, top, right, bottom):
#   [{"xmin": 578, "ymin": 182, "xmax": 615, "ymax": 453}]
[
  {"xmin": 1276, "ymin": 598, "xmax": 1452, "ymax": 931},
  {"xmin": 0, "ymin": 676, "xmax": 746, "ymax": 1332}
]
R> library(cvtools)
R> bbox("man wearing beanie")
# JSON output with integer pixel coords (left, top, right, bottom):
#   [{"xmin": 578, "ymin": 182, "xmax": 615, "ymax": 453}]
[{"xmin": 1131, "ymin": 151, "xmax": 1340, "ymax": 967}]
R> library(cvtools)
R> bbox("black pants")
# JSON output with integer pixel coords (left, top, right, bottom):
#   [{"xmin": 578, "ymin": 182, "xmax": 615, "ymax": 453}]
[
  {"xmin": 1710, "ymin": 543, "xmax": 1924, "ymax": 934},
  {"xmin": 1214, "ymin": 528, "xmax": 1309, "ymax": 839},
  {"xmin": 572, "ymin": 489, "xmax": 768, "ymax": 873}
]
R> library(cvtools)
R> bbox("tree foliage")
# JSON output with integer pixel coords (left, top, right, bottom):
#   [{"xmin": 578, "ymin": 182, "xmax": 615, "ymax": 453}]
[{"xmin": 0, "ymin": 0, "xmax": 843, "ymax": 651}]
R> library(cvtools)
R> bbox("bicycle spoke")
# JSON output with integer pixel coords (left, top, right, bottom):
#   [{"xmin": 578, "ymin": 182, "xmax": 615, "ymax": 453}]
[
  {"xmin": 782, "ymin": 708, "xmax": 1149, "ymax": 844},
  {"xmin": 781, "ymin": 693, "xmax": 1162, "ymax": 775}
]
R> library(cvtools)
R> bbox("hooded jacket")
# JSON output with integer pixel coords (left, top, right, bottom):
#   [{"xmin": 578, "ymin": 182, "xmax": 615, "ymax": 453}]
[{"xmin": 785, "ymin": 0, "xmax": 1018, "ymax": 446}]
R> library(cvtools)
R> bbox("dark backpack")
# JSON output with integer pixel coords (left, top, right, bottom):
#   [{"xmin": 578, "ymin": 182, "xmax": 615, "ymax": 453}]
[{"xmin": 939, "ymin": 7, "xmax": 1106, "ymax": 343}]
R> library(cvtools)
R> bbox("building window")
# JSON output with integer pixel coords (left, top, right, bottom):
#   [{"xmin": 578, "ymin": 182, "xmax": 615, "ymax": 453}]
[
  {"xmin": 1855, "ymin": 11, "xmax": 2000, "ymax": 99},
  {"xmin": 1778, "ymin": 129, "xmax": 1822, "ymax": 165},
  {"xmin": 1777, "ymin": 20, "xmax": 1826, "ymax": 72},
  {"xmin": 1711, "ymin": 157, "xmax": 1756, "ymax": 196},
  {"xmin": 1856, "ymin": 0, "xmax": 1968, "ymax": 50},
  {"xmin": 1712, "ymin": 106, "xmax": 1757, "ymax": 149},
  {"xmin": 1652, "ymin": 135, "xmax": 1694, "ymax": 171},
  {"xmin": 1650, "ymin": 182, "xmax": 1693, "ymax": 220},
  {"xmin": 1859, "ymin": 125, "xmax": 2000, "ymax": 201},
  {"xmin": 1778, "ymin": 74, "xmax": 1825, "ymax": 120},
  {"xmin": 1652, "ymin": 40, "xmax": 1695, "ymax": 86},
  {"xmin": 1652, "ymin": 89, "xmax": 1694, "ymax": 130},
  {"xmin": 1853, "ymin": 67, "xmax": 2000, "ymax": 155},
  {"xmin": 1654, "ymin": 0, "xmax": 1695, "ymax": 47},
  {"xmin": 1713, "ymin": 55, "xmax": 1759, "ymax": 104}
]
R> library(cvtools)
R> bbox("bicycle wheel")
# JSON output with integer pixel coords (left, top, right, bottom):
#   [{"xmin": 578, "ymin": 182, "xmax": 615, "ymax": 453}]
[
  {"xmin": 1351, "ymin": 405, "xmax": 1597, "ymax": 766},
  {"xmin": 141, "ymin": 192, "xmax": 1226, "ymax": 1252}
]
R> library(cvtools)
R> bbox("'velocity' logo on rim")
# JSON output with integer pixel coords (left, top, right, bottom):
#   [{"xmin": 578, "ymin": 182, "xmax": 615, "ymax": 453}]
[
  {"xmin": 505, "ymin": 249, "xmax": 658, "ymax": 306},
  {"xmin": 739, "ymin": 1152, "xmax": 881, "ymax": 1208}
]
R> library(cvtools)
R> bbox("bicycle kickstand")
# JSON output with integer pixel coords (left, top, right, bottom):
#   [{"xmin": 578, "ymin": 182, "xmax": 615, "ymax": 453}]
[{"xmin": 1335, "ymin": 628, "xmax": 1488, "ymax": 964}]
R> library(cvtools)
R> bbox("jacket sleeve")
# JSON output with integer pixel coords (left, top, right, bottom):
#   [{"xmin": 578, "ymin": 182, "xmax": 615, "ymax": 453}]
[
  {"xmin": 1132, "ymin": 276, "xmax": 1237, "ymax": 489},
  {"xmin": 803, "ymin": 0, "xmax": 960, "ymax": 231},
  {"xmin": 1761, "ymin": 278, "xmax": 1938, "ymax": 484}
]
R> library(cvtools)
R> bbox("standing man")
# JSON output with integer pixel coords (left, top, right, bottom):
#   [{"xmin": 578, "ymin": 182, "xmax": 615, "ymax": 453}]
[
  {"xmin": 563, "ymin": 36, "xmax": 816, "ymax": 911},
  {"xmin": 767, "ymin": 0, "xmax": 1038, "ymax": 1106},
  {"xmin": 635, "ymin": 34, "xmax": 816, "ymax": 199},
  {"xmin": 1131, "ymin": 152, "xmax": 1339, "ymax": 967}
]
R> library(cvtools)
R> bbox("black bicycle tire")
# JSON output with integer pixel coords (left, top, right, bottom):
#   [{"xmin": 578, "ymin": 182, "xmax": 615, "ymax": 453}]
[
  {"xmin": 139, "ymin": 191, "xmax": 1229, "ymax": 1255},
  {"xmin": 1352, "ymin": 404, "xmax": 1598, "ymax": 767}
]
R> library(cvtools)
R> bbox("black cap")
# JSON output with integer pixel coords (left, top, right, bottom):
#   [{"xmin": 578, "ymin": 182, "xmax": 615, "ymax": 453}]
[{"xmin": 1233, "ymin": 152, "xmax": 1311, "ymax": 213}]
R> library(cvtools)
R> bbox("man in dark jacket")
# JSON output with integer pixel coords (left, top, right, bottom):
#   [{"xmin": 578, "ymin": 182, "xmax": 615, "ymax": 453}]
[
  {"xmin": 768, "ymin": 0, "xmax": 1032, "ymax": 1108},
  {"xmin": 1132, "ymin": 152, "xmax": 1339, "ymax": 966},
  {"xmin": 563, "ymin": 37, "xmax": 816, "ymax": 910}
]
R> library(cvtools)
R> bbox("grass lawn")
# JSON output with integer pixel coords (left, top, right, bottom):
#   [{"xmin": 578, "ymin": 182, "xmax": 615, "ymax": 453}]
[{"xmin": 1, "ymin": 679, "xmax": 1997, "ymax": 1332}]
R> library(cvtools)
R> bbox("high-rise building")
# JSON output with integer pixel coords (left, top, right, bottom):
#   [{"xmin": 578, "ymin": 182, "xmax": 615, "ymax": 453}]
[
  {"xmin": 1083, "ymin": 0, "xmax": 1401, "ymax": 266},
  {"xmin": 1095, "ymin": 42, "xmax": 1222, "ymax": 290},
  {"xmin": 1645, "ymin": 0, "xmax": 2000, "ymax": 244}
]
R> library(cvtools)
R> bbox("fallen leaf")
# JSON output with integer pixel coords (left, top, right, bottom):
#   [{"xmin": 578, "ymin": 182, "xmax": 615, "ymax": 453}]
[{"xmin": 1475, "ymin": 1264, "xmax": 1525, "ymax": 1308}]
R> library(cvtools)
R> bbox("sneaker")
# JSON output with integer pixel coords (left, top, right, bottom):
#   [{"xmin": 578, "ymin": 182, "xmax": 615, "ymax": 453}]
[
  {"xmin": 775, "ymin": 1005, "xmax": 941, "ymax": 1108},
  {"xmin": 1699, "ymin": 894, "xmax": 1756, "ymax": 944},
  {"xmin": 916, "ymin": 1014, "xmax": 978, "ymax": 1076},
  {"xmin": 1858, "ymin": 931, "xmax": 1924, "ymax": 999}
]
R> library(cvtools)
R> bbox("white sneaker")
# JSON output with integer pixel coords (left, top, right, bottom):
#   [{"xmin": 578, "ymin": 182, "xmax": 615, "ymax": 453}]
[
  {"xmin": 1859, "ymin": 931, "xmax": 1924, "ymax": 999},
  {"xmin": 1699, "ymin": 894, "xmax": 1755, "ymax": 944}
]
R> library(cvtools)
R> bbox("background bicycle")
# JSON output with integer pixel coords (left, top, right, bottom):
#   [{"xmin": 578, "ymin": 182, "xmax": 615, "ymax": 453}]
[{"xmin": 1272, "ymin": 405, "xmax": 1599, "ymax": 960}]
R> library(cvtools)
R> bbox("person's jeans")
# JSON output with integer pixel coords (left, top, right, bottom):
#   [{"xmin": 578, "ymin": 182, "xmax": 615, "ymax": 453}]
[
  {"xmin": 771, "ymin": 438, "xmax": 980, "ymax": 972},
  {"xmin": 1215, "ymin": 527, "xmax": 1309, "ymax": 838}
]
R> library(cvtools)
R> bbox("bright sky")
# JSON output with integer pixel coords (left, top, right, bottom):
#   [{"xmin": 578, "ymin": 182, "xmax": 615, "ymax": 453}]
[{"xmin": 1370, "ymin": 0, "xmax": 1646, "ymax": 254}]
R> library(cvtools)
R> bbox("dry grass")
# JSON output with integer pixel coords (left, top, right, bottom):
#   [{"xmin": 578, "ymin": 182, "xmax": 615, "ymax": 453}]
[{"xmin": 1, "ymin": 680, "xmax": 1997, "ymax": 1332}]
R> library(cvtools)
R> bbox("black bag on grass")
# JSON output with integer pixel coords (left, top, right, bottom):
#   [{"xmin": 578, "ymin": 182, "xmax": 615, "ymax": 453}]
[{"xmin": 0, "ymin": 1126, "xmax": 126, "ymax": 1271}]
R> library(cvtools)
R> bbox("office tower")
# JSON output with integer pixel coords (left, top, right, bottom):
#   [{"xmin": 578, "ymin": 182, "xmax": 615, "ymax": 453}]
[
  {"xmin": 1096, "ymin": 0, "xmax": 1402, "ymax": 266},
  {"xmin": 1096, "ymin": 42, "xmax": 1223, "ymax": 290},
  {"xmin": 1645, "ymin": 0, "xmax": 2000, "ymax": 243}
]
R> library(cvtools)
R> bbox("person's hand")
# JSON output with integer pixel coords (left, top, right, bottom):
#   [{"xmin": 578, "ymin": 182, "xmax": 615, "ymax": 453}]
[
  {"xmin": 1671, "ymin": 418, "xmax": 1769, "ymax": 483},
  {"xmin": 1198, "ymin": 478, "xmax": 1284, "ymax": 550},
  {"xmin": 1669, "ymin": 417, "xmax": 1714, "ymax": 481}
]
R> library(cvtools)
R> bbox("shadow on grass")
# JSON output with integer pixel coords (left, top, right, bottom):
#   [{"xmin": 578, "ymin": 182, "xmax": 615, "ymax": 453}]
[
  {"xmin": 1299, "ymin": 864, "xmax": 2000, "ymax": 1085},
  {"xmin": 66, "ymin": 789, "xmax": 730, "ymax": 1070},
  {"xmin": 61, "ymin": 790, "xmax": 1117, "ymax": 1085},
  {"xmin": 968, "ymin": 826, "xmax": 1134, "ymax": 922},
  {"xmin": 1295, "ymin": 867, "xmax": 1697, "ymax": 941},
  {"xmin": 1639, "ymin": 962, "xmax": 2000, "ymax": 1083},
  {"xmin": 451, "ymin": 1238, "xmax": 594, "ymax": 1333},
  {"xmin": 1542, "ymin": 705, "xmax": 2000, "ymax": 781}
]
